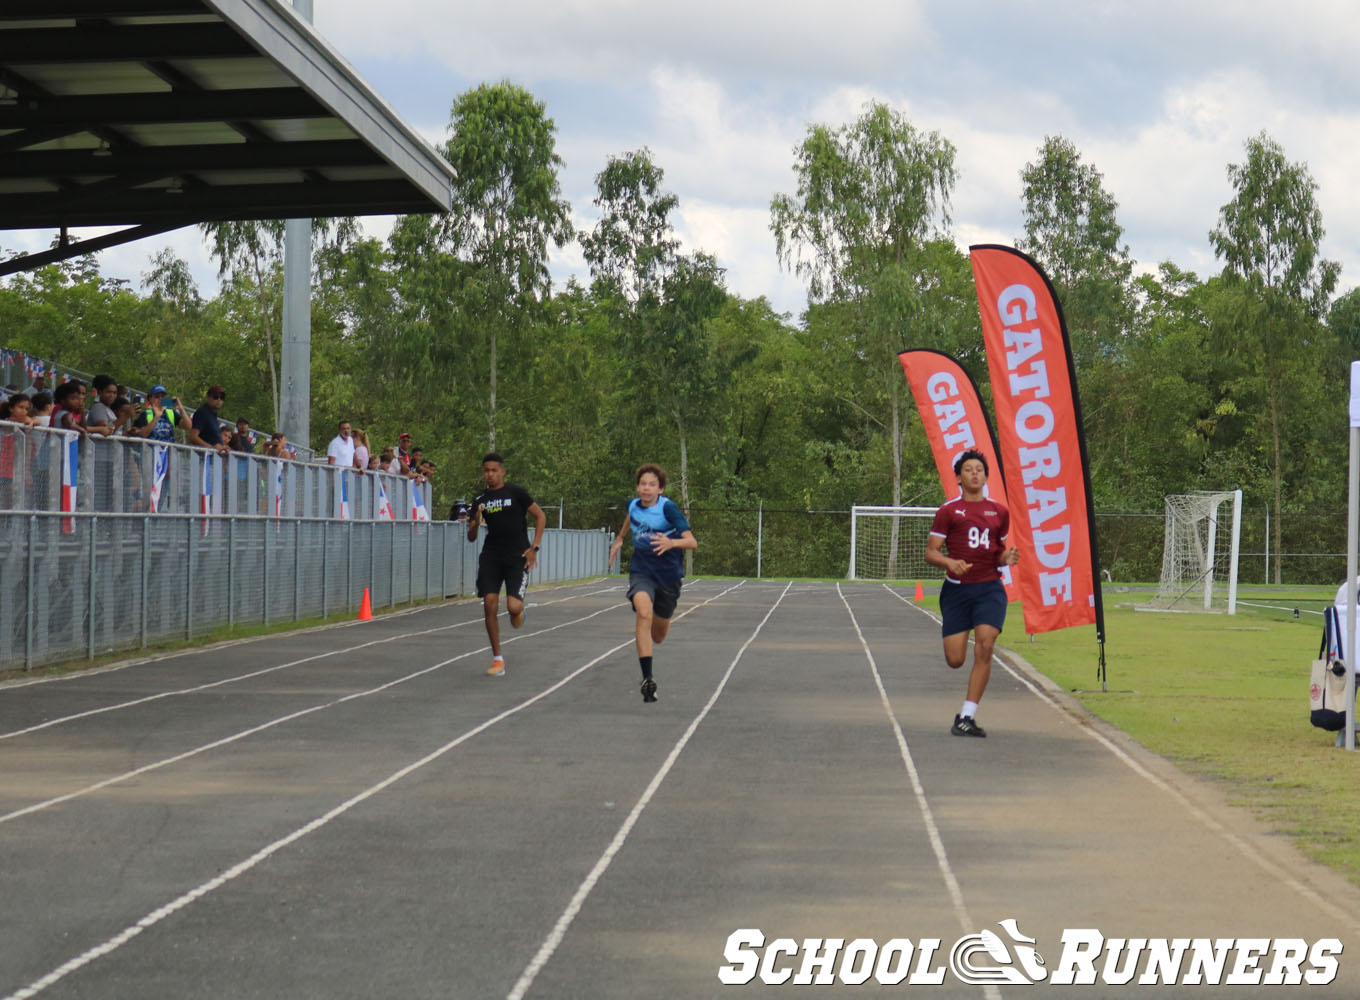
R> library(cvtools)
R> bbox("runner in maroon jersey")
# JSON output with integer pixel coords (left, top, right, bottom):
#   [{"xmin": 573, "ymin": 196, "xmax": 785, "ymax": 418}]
[{"xmin": 924, "ymin": 449, "xmax": 1020, "ymax": 738}]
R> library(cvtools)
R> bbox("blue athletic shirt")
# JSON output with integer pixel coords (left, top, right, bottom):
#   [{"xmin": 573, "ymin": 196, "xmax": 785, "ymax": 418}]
[{"xmin": 627, "ymin": 496, "xmax": 691, "ymax": 590}]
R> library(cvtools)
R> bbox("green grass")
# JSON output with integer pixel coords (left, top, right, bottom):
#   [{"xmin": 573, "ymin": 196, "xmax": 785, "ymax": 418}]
[{"xmin": 1012, "ymin": 584, "xmax": 1360, "ymax": 885}]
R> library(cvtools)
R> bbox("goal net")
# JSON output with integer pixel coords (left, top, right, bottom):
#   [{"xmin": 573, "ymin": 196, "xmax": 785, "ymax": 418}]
[
  {"xmin": 849, "ymin": 506, "xmax": 939, "ymax": 581},
  {"xmin": 1154, "ymin": 490, "xmax": 1242, "ymax": 613}
]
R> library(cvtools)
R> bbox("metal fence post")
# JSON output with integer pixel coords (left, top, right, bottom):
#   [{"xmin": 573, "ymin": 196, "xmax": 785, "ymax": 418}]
[
  {"xmin": 390, "ymin": 520, "xmax": 396, "ymax": 608},
  {"xmin": 88, "ymin": 515, "xmax": 97, "ymax": 660},
  {"xmin": 322, "ymin": 520, "xmax": 329, "ymax": 619},
  {"xmin": 263, "ymin": 519, "xmax": 271, "ymax": 627},
  {"xmin": 141, "ymin": 516, "xmax": 149, "ymax": 648},
  {"xmin": 228, "ymin": 516, "xmax": 236, "ymax": 629},
  {"xmin": 757, "ymin": 501, "xmax": 763, "ymax": 579},
  {"xmin": 294, "ymin": 519, "xmax": 301, "ymax": 621},
  {"xmin": 25, "ymin": 515, "xmax": 36, "ymax": 670},
  {"xmin": 185, "ymin": 515, "xmax": 195, "ymax": 641}
]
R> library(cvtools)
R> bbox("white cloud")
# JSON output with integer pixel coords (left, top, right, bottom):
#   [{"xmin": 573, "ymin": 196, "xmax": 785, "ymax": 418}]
[{"xmin": 15, "ymin": 0, "xmax": 1360, "ymax": 326}]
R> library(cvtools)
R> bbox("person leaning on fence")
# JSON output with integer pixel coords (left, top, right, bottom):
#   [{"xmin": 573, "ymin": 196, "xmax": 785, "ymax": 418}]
[
  {"xmin": 0, "ymin": 394, "xmax": 33, "ymax": 427},
  {"xmin": 189, "ymin": 386, "xmax": 230, "ymax": 455},
  {"xmin": 132, "ymin": 385, "xmax": 186, "ymax": 443},
  {"xmin": 28, "ymin": 391, "xmax": 52, "ymax": 426},
  {"xmin": 326, "ymin": 420, "xmax": 358, "ymax": 469},
  {"xmin": 352, "ymin": 428, "xmax": 370, "ymax": 470},
  {"xmin": 230, "ymin": 417, "xmax": 256, "ymax": 454},
  {"xmin": 86, "ymin": 375, "xmax": 125, "ymax": 437},
  {"xmin": 49, "ymin": 381, "xmax": 89, "ymax": 435}
]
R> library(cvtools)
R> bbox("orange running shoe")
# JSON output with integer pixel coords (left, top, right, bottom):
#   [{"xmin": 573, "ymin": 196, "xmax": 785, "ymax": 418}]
[{"xmin": 487, "ymin": 659, "xmax": 506, "ymax": 677}]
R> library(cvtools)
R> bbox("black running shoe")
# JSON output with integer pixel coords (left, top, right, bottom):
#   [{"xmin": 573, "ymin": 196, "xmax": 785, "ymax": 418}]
[
  {"xmin": 641, "ymin": 677, "xmax": 658, "ymax": 703},
  {"xmin": 951, "ymin": 714, "xmax": 986, "ymax": 738}
]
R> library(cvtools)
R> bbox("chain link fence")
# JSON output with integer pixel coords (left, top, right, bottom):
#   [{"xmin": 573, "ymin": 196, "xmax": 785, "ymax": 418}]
[
  {"xmin": 0, "ymin": 511, "xmax": 610, "ymax": 671},
  {"xmin": 586, "ymin": 504, "xmax": 1348, "ymax": 586}
]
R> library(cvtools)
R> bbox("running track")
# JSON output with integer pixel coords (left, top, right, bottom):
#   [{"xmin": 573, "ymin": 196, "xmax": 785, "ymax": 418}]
[{"xmin": 0, "ymin": 580, "xmax": 1356, "ymax": 999}]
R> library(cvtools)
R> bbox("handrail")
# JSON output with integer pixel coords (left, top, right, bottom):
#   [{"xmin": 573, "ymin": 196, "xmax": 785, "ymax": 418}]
[{"xmin": 0, "ymin": 420, "xmax": 433, "ymax": 522}]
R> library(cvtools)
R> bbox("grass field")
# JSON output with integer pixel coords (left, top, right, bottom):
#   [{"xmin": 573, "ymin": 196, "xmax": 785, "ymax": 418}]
[{"xmin": 1011, "ymin": 583, "xmax": 1360, "ymax": 885}]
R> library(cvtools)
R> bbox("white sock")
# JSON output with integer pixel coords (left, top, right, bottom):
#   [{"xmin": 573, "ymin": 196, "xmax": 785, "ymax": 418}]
[
  {"xmin": 493, "ymin": 654, "xmax": 505, "ymax": 663},
  {"xmin": 961, "ymin": 700, "xmax": 979, "ymax": 719}
]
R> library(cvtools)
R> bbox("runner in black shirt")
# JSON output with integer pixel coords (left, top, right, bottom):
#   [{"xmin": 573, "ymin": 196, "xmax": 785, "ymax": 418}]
[{"xmin": 465, "ymin": 453, "xmax": 546, "ymax": 677}]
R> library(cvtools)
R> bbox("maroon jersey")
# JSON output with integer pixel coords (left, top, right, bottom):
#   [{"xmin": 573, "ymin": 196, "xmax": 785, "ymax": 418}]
[{"xmin": 930, "ymin": 497, "xmax": 1010, "ymax": 584}]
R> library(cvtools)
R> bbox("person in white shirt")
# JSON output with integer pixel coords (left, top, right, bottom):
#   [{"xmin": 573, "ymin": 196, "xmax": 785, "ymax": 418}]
[{"xmin": 326, "ymin": 420, "xmax": 358, "ymax": 468}]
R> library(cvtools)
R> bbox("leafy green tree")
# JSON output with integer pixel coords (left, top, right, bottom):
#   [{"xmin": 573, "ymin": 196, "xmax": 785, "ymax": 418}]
[
  {"xmin": 441, "ymin": 81, "xmax": 573, "ymax": 450},
  {"xmin": 581, "ymin": 149, "xmax": 728, "ymax": 516},
  {"xmin": 770, "ymin": 102, "xmax": 958, "ymax": 517},
  {"xmin": 1208, "ymin": 132, "xmax": 1340, "ymax": 580},
  {"xmin": 200, "ymin": 219, "xmax": 356, "ymax": 432}
]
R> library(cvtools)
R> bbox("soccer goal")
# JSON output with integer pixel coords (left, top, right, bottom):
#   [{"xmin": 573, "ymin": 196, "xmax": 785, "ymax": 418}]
[
  {"xmin": 848, "ymin": 506, "xmax": 939, "ymax": 581},
  {"xmin": 1154, "ymin": 490, "xmax": 1243, "ymax": 614}
]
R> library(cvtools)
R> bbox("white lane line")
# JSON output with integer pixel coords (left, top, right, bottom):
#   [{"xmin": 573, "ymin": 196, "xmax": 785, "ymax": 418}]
[
  {"xmin": 0, "ymin": 598, "xmax": 634, "ymax": 826},
  {"xmin": 837, "ymin": 585, "xmax": 1005, "ymax": 1000},
  {"xmin": 0, "ymin": 578, "xmax": 622, "ymax": 693},
  {"xmin": 507, "ymin": 579, "xmax": 789, "ymax": 1000},
  {"xmin": 0, "ymin": 586, "xmax": 623, "ymax": 742},
  {"xmin": 0, "ymin": 580, "xmax": 753, "ymax": 1000},
  {"xmin": 879, "ymin": 582, "xmax": 1360, "ymax": 936}
]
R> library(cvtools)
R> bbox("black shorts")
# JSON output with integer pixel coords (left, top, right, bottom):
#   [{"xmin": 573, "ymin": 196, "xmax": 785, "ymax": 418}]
[
  {"xmin": 939, "ymin": 579, "xmax": 1007, "ymax": 636},
  {"xmin": 477, "ymin": 552, "xmax": 528, "ymax": 600},
  {"xmin": 627, "ymin": 574, "xmax": 681, "ymax": 619}
]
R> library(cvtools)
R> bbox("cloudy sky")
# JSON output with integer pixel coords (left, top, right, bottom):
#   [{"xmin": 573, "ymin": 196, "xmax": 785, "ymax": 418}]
[{"xmin": 25, "ymin": 0, "xmax": 1360, "ymax": 321}]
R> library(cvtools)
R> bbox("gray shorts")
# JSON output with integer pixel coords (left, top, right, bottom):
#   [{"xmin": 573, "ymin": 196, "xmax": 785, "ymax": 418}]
[{"xmin": 627, "ymin": 574, "xmax": 681, "ymax": 619}]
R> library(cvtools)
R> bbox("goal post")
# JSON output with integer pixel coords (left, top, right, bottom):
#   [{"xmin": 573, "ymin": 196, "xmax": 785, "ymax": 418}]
[
  {"xmin": 849, "ymin": 505, "xmax": 939, "ymax": 581},
  {"xmin": 1155, "ymin": 489, "xmax": 1243, "ymax": 614}
]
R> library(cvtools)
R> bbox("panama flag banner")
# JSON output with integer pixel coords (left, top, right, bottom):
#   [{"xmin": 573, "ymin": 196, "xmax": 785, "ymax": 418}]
[
  {"xmin": 148, "ymin": 445, "xmax": 170, "ymax": 512},
  {"xmin": 199, "ymin": 452, "xmax": 216, "ymax": 534},
  {"xmin": 376, "ymin": 479, "xmax": 394, "ymax": 521},
  {"xmin": 411, "ymin": 481, "xmax": 429, "ymax": 523},
  {"xmin": 898, "ymin": 348, "xmax": 1019, "ymax": 603},
  {"xmin": 338, "ymin": 470, "xmax": 350, "ymax": 520},
  {"xmin": 270, "ymin": 459, "xmax": 285, "ymax": 517},
  {"xmin": 969, "ymin": 244, "xmax": 1105, "ymax": 648},
  {"xmin": 60, "ymin": 431, "xmax": 78, "ymax": 534}
]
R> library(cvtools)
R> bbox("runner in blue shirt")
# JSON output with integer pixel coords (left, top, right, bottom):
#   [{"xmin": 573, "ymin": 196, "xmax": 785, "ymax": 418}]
[{"xmin": 608, "ymin": 464, "xmax": 697, "ymax": 703}]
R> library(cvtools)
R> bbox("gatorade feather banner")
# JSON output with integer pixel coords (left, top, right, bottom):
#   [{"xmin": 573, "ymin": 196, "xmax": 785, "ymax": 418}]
[
  {"xmin": 969, "ymin": 245, "xmax": 1105, "ymax": 642},
  {"xmin": 898, "ymin": 348, "xmax": 1019, "ymax": 602}
]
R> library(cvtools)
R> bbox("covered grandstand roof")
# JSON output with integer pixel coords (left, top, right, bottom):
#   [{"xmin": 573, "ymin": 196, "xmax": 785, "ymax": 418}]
[{"xmin": 0, "ymin": 0, "xmax": 455, "ymax": 275}]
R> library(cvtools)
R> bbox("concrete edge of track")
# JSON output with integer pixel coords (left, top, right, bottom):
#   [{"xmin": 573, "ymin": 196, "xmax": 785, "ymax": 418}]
[{"xmin": 994, "ymin": 638, "xmax": 1360, "ymax": 934}]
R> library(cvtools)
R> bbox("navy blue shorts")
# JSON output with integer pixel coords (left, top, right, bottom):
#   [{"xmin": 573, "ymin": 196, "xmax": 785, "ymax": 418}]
[{"xmin": 939, "ymin": 579, "xmax": 1007, "ymax": 636}]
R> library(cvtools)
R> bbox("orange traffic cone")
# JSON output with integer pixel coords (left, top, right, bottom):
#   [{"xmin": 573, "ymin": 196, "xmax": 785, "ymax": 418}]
[
  {"xmin": 358, "ymin": 587, "xmax": 373, "ymax": 621},
  {"xmin": 914, "ymin": 581, "xmax": 925, "ymax": 602}
]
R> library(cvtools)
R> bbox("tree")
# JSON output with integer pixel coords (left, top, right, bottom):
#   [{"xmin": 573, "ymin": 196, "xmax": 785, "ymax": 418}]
[
  {"xmin": 1017, "ymin": 135, "xmax": 1134, "ymax": 359},
  {"xmin": 582, "ymin": 149, "xmax": 728, "ymax": 520},
  {"xmin": 770, "ymin": 102, "xmax": 958, "ymax": 521},
  {"xmin": 201, "ymin": 218, "xmax": 356, "ymax": 432},
  {"xmin": 1209, "ymin": 132, "xmax": 1340, "ymax": 581},
  {"xmin": 441, "ymin": 81, "xmax": 573, "ymax": 449}
]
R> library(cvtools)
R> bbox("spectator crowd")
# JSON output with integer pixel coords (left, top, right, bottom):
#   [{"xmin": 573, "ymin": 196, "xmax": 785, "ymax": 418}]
[{"xmin": 0, "ymin": 369, "xmax": 438, "ymax": 501}]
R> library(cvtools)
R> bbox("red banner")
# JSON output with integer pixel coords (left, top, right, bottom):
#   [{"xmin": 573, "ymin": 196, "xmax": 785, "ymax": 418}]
[
  {"xmin": 969, "ymin": 245, "xmax": 1103, "ymax": 636},
  {"xmin": 898, "ymin": 349, "xmax": 1019, "ymax": 602}
]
